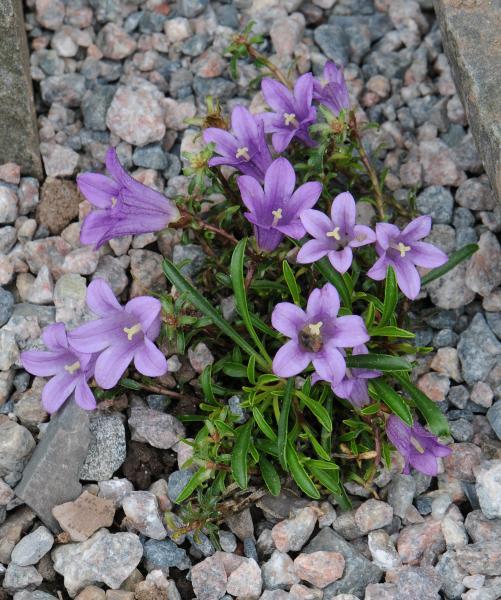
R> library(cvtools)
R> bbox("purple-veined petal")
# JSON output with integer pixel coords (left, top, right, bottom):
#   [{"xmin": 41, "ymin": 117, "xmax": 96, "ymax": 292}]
[
  {"xmin": 237, "ymin": 176, "xmax": 266, "ymax": 220},
  {"xmin": 407, "ymin": 241, "xmax": 448, "ymax": 268},
  {"xmin": 80, "ymin": 210, "xmax": 112, "ymax": 249},
  {"xmin": 134, "ymin": 337, "xmax": 168, "ymax": 377},
  {"xmin": 306, "ymin": 283, "xmax": 340, "ymax": 321},
  {"xmin": 125, "ymin": 296, "xmax": 162, "ymax": 336},
  {"xmin": 261, "ymin": 78, "xmax": 294, "ymax": 114},
  {"xmin": 294, "ymin": 126, "xmax": 317, "ymax": 148},
  {"xmin": 367, "ymin": 255, "xmax": 390, "ymax": 281},
  {"xmin": 76, "ymin": 173, "xmax": 119, "ymax": 209},
  {"xmin": 231, "ymin": 105, "xmax": 259, "ymax": 142},
  {"xmin": 203, "ymin": 128, "xmax": 238, "ymax": 157},
  {"xmin": 253, "ymin": 224, "xmax": 284, "ymax": 252},
  {"xmin": 42, "ymin": 322, "xmax": 69, "ymax": 351},
  {"xmin": 393, "ymin": 258, "xmax": 421, "ymax": 300},
  {"xmin": 294, "ymin": 73, "xmax": 314, "ymax": 118},
  {"xmin": 409, "ymin": 450, "xmax": 439, "ymax": 476},
  {"xmin": 375, "ymin": 222, "xmax": 400, "ymax": 249},
  {"xmin": 351, "ymin": 224, "xmax": 376, "ymax": 247},
  {"xmin": 324, "ymin": 61, "xmax": 342, "ymax": 83},
  {"xmin": 275, "ymin": 221, "xmax": 305, "ymax": 240},
  {"xmin": 86, "ymin": 278, "xmax": 122, "ymax": 317},
  {"xmin": 42, "ymin": 372, "xmax": 78, "ymax": 414},
  {"xmin": 271, "ymin": 130, "xmax": 296, "ymax": 153},
  {"xmin": 271, "ymin": 302, "xmax": 306, "ymax": 338},
  {"xmin": 386, "ymin": 414, "xmax": 411, "ymax": 457},
  {"xmin": 69, "ymin": 318, "xmax": 123, "ymax": 353},
  {"xmin": 297, "ymin": 239, "xmax": 330, "ymax": 264},
  {"xmin": 327, "ymin": 247, "xmax": 353, "ymax": 274},
  {"xmin": 331, "ymin": 192, "xmax": 356, "ymax": 233},
  {"xmin": 312, "ymin": 345, "xmax": 346, "ymax": 387},
  {"xmin": 332, "ymin": 377, "xmax": 354, "ymax": 400},
  {"xmin": 21, "ymin": 350, "xmax": 70, "ymax": 377},
  {"xmin": 208, "ymin": 156, "xmax": 237, "ymax": 168},
  {"xmin": 272, "ymin": 340, "xmax": 310, "ymax": 377},
  {"xmin": 286, "ymin": 181, "xmax": 322, "ymax": 221},
  {"xmin": 264, "ymin": 157, "xmax": 296, "ymax": 205},
  {"xmin": 94, "ymin": 343, "xmax": 136, "ymax": 389},
  {"xmin": 74, "ymin": 378, "xmax": 97, "ymax": 411},
  {"xmin": 300, "ymin": 209, "xmax": 333, "ymax": 239},
  {"xmin": 332, "ymin": 315, "xmax": 369, "ymax": 347},
  {"xmin": 401, "ymin": 215, "xmax": 431, "ymax": 242},
  {"xmin": 347, "ymin": 379, "xmax": 371, "ymax": 407}
]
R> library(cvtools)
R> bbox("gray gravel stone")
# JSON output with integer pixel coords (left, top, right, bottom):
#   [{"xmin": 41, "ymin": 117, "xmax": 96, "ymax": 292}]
[
  {"xmin": 487, "ymin": 401, "xmax": 501, "ymax": 440},
  {"xmin": 143, "ymin": 538, "xmax": 190, "ymax": 571},
  {"xmin": 129, "ymin": 406, "xmax": 185, "ymax": 450},
  {"xmin": 457, "ymin": 314, "xmax": 501, "ymax": 384},
  {"xmin": 79, "ymin": 414, "xmax": 126, "ymax": 481},
  {"xmin": 10, "ymin": 525, "xmax": 54, "ymax": 566},
  {"xmin": 3, "ymin": 563, "xmax": 42, "ymax": 593},
  {"xmin": 0, "ymin": 419, "xmax": 35, "ymax": 486},
  {"xmin": 167, "ymin": 469, "xmax": 193, "ymax": 503}
]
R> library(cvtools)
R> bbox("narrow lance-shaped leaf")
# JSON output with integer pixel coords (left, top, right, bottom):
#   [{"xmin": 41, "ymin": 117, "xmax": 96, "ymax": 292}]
[
  {"xmin": 369, "ymin": 379, "xmax": 413, "ymax": 426},
  {"xmin": 286, "ymin": 441, "xmax": 320, "ymax": 499},
  {"xmin": 346, "ymin": 353, "xmax": 411, "ymax": 372},
  {"xmin": 380, "ymin": 265, "xmax": 398, "ymax": 327},
  {"xmin": 259, "ymin": 454, "xmax": 281, "ymax": 496},
  {"xmin": 231, "ymin": 420, "xmax": 253, "ymax": 489},
  {"xmin": 282, "ymin": 260, "xmax": 301, "ymax": 305},
  {"xmin": 277, "ymin": 378, "xmax": 294, "ymax": 470},
  {"xmin": 421, "ymin": 243, "xmax": 478, "ymax": 286}
]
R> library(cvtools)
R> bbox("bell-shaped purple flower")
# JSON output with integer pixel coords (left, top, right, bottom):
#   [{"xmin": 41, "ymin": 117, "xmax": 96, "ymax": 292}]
[
  {"xmin": 386, "ymin": 414, "xmax": 451, "ymax": 476},
  {"xmin": 69, "ymin": 279, "xmax": 167, "ymax": 390},
  {"xmin": 313, "ymin": 61, "xmax": 350, "ymax": 116},
  {"xmin": 21, "ymin": 323, "xmax": 97, "ymax": 413},
  {"xmin": 297, "ymin": 191, "xmax": 376, "ymax": 273},
  {"xmin": 77, "ymin": 147, "xmax": 180, "ymax": 249},
  {"xmin": 203, "ymin": 105, "xmax": 272, "ymax": 182},
  {"xmin": 260, "ymin": 74, "xmax": 317, "ymax": 152},
  {"xmin": 331, "ymin": 345, "xmax": 380, "ymax": 407},
  {"xmin": 367, "ymin": 216, "xmax": 448, "ymax": 300},
  {"xmin": 271, "ymin": 283, "xmax": 369, "ymax": 386},
  {"xmin": 238, "ymin": 157, "xmax": 322, "ymax": 252}
]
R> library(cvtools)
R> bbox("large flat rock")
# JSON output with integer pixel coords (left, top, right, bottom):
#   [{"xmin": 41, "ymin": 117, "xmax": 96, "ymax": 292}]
[
  {"xmin": 434, "ymin": 0, "xmax": 501, "ymax": 202},
  {"xmin": 0, "ymin": 0, "xmax": 43, "ymax": 178}
]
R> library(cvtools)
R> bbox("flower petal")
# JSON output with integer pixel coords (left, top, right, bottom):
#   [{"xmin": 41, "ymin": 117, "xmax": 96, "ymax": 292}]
[
  {"xmin": 409, "ymin": 451, "xmax": 439, "ymax": 476},
  {"xmin": 286, "ymin": 181, "xmax": 322, "ymax": 221},
  {"xmin": 271, "ymin": 130, "xmax": 296, "ymax": 153},
  {"xmin": 367, "ymin": 255, "xmax": 389, "ymax": 281},
  {"xmin": 401, "ymin": 215, "xmax": 431, "ymax": 241},
  {"xmin": 94, "ymin": 343, "xmax": 135, "ymax": 389},
  {"xmin": 312, "ymin": 346, "xmax": 346, "ymax": 387},
  {"xmin": 253, "ymin": 224, "xmax": 284, "ymax": 252},
  {"xmin": 261, "ymin": 78, "xmax": 294, "ymax": 114},
  {"xmin": 231, "ymin": 105, "xmax": 258, "ymax": 142},
  {"xmin": 42, "ymin": 322, "xmax": 69, "ymax": 351},
  {"xmin": 74, "ymin": 378, "xmax": 97, "ymax": 411},
  {"xmin": 76, "ymin": 173, "xmax": 119, "ymax": 209},
  {"xmin": 264, "ymin": 158, "xmax": 295, "ymax": 205},
  {"xmin": 69, "ymin": 318, "xmax": 122, "ymax": 353},
  {"xmin": 407, "ymin": 242, "xmax": 448, "ymax": 268},
  {"xmin": 134, "ymin": 337, "xmax": 168, "ymax": 377},
  {"xmin": 125, "ymin": 296, "xmax": 162, "ymax": 338},
  {"xmin": 386, "ymin": 414, "xmax": 411, "ymax": 457},
  {"xmin": 375, "ymin": 222, "xmax": 400, "ymax": 249},
  {"xmin": 80, "ymin": 210, "xmax": 113, "ymax": 249},
  {"xmin": 42, "ymin": 372, "xmax": 78, "ymax": 414},
  {"xmin": 328, "ymin": 247, "xmax": 353, "ymax": 274},
  {"xmin": 300, "ymin": 209, "xmax": 333, "ymax": 239},
  {"xmin": 347, "ymin": 379, "xmax": 370, "ymax": 407},
  {"xmin": 306, "ymin": 283, "xmax": 340, "ymax": 321},
  {"xmin": 351, "ymin": 225, "xmax": 376, "ymax": 247},
  {"xmin": 21, "ymin": 350, "xmax": 69, "ymax": 377},
  {"xmin": 237, "ymin": 176, "xmax": 266, "ymax": 219},
  {"xmin": 86, "ymin": 278, "xmax": 122, "ymax": 317},
  {"xmin": 297, "ymin": 239, "xmax": 330, "ymax": 264},
  {"xmin": 331, "ymin": 192, "xmax": 356, "ymax": 233},
  {"xmin": 332, "ymin": 315, "xmax": 369, "ymax": 347},
  {"xmin": 275, "ymin": 221, "xmax": 305, "ymax": 240},
  {"xmin": 203, "ymin": 128, "xmax": 238, "ymax": 157},
  {"xmin": 393, "ymin": 259, "xmax": 421, "ymax": 300},
  {"xmin": 272, "ymin": 340, "xmax": 310, "ymax": 378},
  {"xmin": 271, "ymin": 302, "xmax": 306, "ymax": 337},
  {"xmin": 294, "ymin": 73, "xmax": 314, "ymax": 117}
]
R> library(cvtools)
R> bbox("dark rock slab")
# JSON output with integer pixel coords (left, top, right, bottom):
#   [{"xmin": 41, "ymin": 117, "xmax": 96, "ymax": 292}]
[
  {"xmin": 15, "ymin": 399, "xmax": 90, "ymax": 532},
  {"xmin": 0, "ymin": 0, "xmax": 42, "ymax": 178},
  {"xmin": 303, "ymin": 527, "xmax": 382, "ymax": 598},
  {"xmin": 434, "ymin": 0, "xmax": 501, "ymax": 201}
]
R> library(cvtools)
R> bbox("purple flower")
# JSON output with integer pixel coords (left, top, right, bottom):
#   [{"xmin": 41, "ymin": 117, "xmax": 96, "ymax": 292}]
[
  {"xmin": 386, "ymin": 414, "xmax": 451, "ymax": 476},
  {"xmin": 271, "ymin": 283, "xmax": 369, "ymax": 386},
  {"xmin": 69, "ymin": 279, "xmax": 167, "ymax": 389},
  {"xmin": 238, "ymin": 158, "xmax": 322, "ymax": 252},
  {"xmin": 297, "ymin": 191, "xmax": 376, "ymax": 273},
  {"xmin": 260, "ymin": 74, "xmax": 317, "ymax": 152},
  {"xmin": 367, "ymin": 216, "xmax": 448, "ymax": 300},
  {"xmin": 313, "ymin": 61, "xmax": 350, "ymax": 116},
  {"xmin": 203, "ymin": 105, "xmax": 272, "ymax": 181},
  {"xmin": 331, "ymin": 345, "xmax": 380, "ymax": 407},
  {"xmin": 21, "ymin": 323, "xmax": 97, "ymax": 413},
  {"xmin": 77, "ymin": 147, "xmax": 180, "ymax": 249}
]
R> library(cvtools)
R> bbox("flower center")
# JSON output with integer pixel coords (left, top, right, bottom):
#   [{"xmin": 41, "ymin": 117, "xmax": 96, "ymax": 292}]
[
  {"xmin": 64, "ymin": 360, "xmax": 80, "ymax": 374},
  {"xmin": 235, "ymin": 146, "xmax": 250, "ymax": 161},
  {"xmin": 326, "ymin": 227, "xmax": 341, "ymax": 241},
  {"xmin": 123, "ymin": 323, "xmax": 142, "ymax": 341},
  {"xmin": 396, "ymin": 242, "xmax": 411, "ymax": 257},
  {"xmin": 111, "ymin": 196, "xmax": 118, "ymax": 208},
  {"xmin": 299, "ymin": 321, "xmax": 324, "ymax": 353},
  {"xmin": 271, "ymin": 208, "xmax": 283, "ymax": 227},
  {"xmin": 410, "ymin": 436, "xmax": 425, "ymax": 454},
  {"xmin": 283, "ymin": 112, "xmax": 299, "ymax": 127},
  {"xmin": 320, "ymin": 78, "xmax": 329, "ymax": 88}
]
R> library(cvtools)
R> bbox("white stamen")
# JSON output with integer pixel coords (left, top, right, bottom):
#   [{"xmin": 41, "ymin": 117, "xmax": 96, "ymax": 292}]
[
  {"xmin": 64, "ymin": 361, "xmax": 80, "ymax": 374},
  {"xmin": 235, "ymin": 146, "xmax": 250, "ymax": 161},
  {"xmin": 111, "ymin": 196, "xmax": 118, "ymax": 207},
  {"xmin": 271, "ymin": 208, "xmax": 283, "ymax": 226},
  {"xmin": 283, "ymin": 112, "xmax": 298, "ymax": 127},
  {"xmin": 326, "ymin": 227, "xmax": 341, "ymax": 240},
  {"xmin": 308, "ymin": 321, "xmax": 323, "ymax": 336},
  {"xmin": 410, "ymin": 436, "xmax": 425, "ymax": 454},
  {"xmin": 397, "ymin": 242, "xmax": 411, "ymax": 257},
  {"xmin": 123, "ymin": 323, "xmax": 142, "ymax": 341}
]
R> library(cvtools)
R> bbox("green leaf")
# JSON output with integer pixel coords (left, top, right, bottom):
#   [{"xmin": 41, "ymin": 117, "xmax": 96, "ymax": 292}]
[
  {"xmin": 119, "ymin": 378, "xmax": 142, "ymax": 391},
  {"xmin": 175, "ymin": 467, "xmax": 210, "ymax": 504},
  {"xmin": 370, "ymin": 379, "xmax": 413, "ymax": 426},
  {"xmin": 369, "ymin": 325, "xmax": 415, "ymax": 338},
  {"xmin": 380, "ymin": 266, "xmax": 398, "ymax": 327},
  {"xmin": 360, "ymin": 402, "xmax": 380, "ymax": 415},
  {"xmin": 313, "ymin": 256, "xmax": 352, "ymax": 308},
  {"xmin": 259, "ymin": 454, "xmax": 281, "ymax": 496},
  {"xmin": 231, "ymin": 420, "xmax": 253, "ymax": 489},
  {"xmin": 286, "ymin": 442, "xmax": 320, "ymax": 499},
  {"xmin": 394, "ymin": 372, "xmax": 450, "ymax": 437},
  {"xmin": 296, "ymin": 390, "xmax": 332, "ymax": 432},
  {"xmin": 163, "ymin": 258, "xmax": 269, "ymax": 369},
  {"xmin": 421, "ymin": 244, "xmax": 478, "ymax": 286},
  {"xmin": 247, "ymin": 355, "xmax": 256, "ymax": 385},
  {"xmin": 252, "ymin": 407, "xmax": 277, "ymax": 441},
  {"xmin": 282, "ymin": 260, "xmax": 301, "ymax": 305},
  {"xmin": 222, "ymin": 362, "xmax": 248, "ymax": 378},
  {"xmin": 230, "ymin": 239, "xmax": 272, "ymax": 366},
  {"xmin": 278, "ymin": 378, "xmax": 294, "ymax": 470},
  {"xmin": 200, "ymin": 365, "xmax": 217, "ymax": 405},
  {"xmin": 308, "ymin": 465, "xmax": 351, "ymax": 509},
  {"xmin": 213, "ymin": 420, "xmax": 235, "ymax": 437},
  {"xmin": 346, "ymin": 353, "xmax": 411, "ymax": 372}
]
